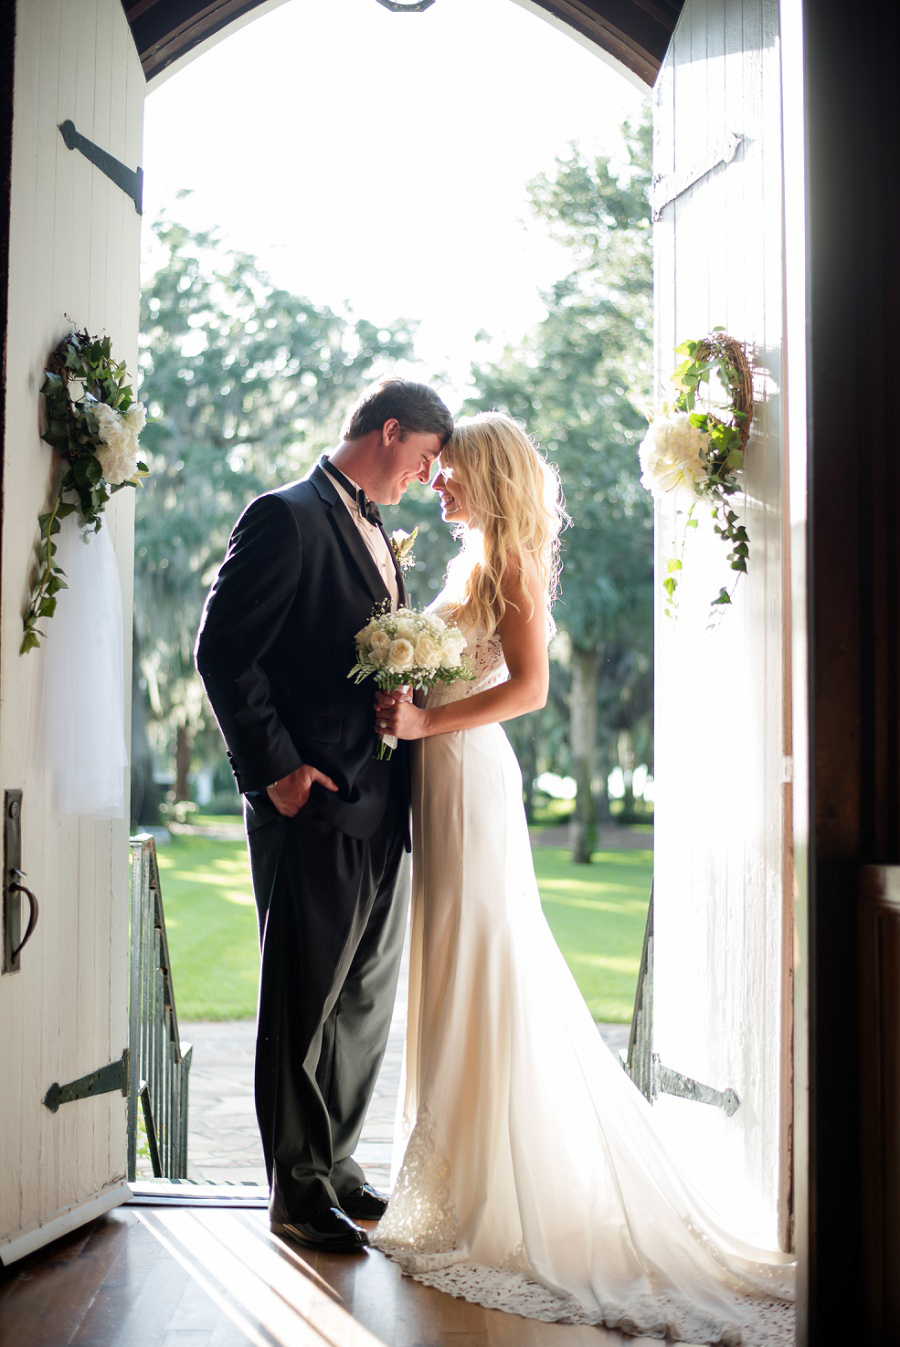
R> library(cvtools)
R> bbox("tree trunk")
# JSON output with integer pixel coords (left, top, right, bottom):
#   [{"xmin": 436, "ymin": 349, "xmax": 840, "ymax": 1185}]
[
  {"xmin": 596, "ymin": 767, "xmax": 611, "ymax": 824},
  {"xmin": 569, "ymin": 643, "xmax": 598, "ymax": 863},
  {"xmin": 521, "ymin": 712, "xmax": 540, "ymax": 824},
  {"xmin": 619, "ymin": 728, "xmax": 636, "ymax": 819},
  {"xmin": 174, "ymin": 722, "xmax": 192, "ymax": 802},
  {"xmin": 130, "ymin": 625, "xmax": 158, "ymax": 827},
  {"xmin": 505, "ymin": 713, "xmax": 540, "ymax": 823}
]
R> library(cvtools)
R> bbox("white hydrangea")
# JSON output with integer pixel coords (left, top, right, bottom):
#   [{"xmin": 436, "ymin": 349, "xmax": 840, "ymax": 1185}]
[
  {"xmin": 92, "ymin": 400, "xmax": 145, "ymax": 485},
  {"xmin": 95, "ymin": 438, "xmax": 139, "ymax": 487},
  {"xmin": 638, "ymin": 413, "xmax": 710, "ymax": 504}
]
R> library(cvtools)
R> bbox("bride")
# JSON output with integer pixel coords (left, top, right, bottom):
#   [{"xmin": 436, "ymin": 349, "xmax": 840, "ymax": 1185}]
[{"xmin": 371, "ymin": 412, "xmax": 794, "ymax": 1345}]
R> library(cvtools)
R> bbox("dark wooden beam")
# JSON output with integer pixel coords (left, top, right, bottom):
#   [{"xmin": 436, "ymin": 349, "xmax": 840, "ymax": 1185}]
[
  {"xmin": 120, "ymin": 0, "xmax": 682, "ymax": 85},
  {"xmin": 531, "ymin": 0, "xmax": 679, "ymax": 84},
  {"xmin": 124, "ymin": 0, "xmax": 279, "ymax": 82}
]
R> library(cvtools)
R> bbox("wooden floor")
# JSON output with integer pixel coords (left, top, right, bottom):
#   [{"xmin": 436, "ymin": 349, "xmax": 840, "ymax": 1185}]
[{"xmin": 0, "ymin": 1204, "xmax": 664, "ymax": 1347}]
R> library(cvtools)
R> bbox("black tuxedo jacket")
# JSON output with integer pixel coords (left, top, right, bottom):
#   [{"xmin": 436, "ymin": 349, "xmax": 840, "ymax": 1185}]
[{"xmin": 195, "ymin": 463, "xmax": 409, "ymax": 840}]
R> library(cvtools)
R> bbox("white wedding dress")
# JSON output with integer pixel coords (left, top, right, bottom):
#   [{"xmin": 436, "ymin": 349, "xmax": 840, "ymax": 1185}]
[{"xmin": 372, "ymin": 601, "xmax": 795, "ymax": 1345}]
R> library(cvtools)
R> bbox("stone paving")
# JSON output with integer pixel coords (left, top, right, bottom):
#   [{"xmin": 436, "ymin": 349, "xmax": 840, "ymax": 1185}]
[
  {"xmin": 157, "ymin": 820, "xmax": 645, "ymax": 1187},
  {"xmin": 177, "ymin": 954, "xmax": 409, "ymax": 1188},
  {"xmin": 173, "ymin": 949, "xmax": 630, "ymax": 1188}
]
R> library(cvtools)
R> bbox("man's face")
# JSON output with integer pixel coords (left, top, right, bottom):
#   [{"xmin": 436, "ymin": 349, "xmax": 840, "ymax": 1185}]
[{"xmin": 376, "ymin": 421, "xmax": 444, "ymax": 504}]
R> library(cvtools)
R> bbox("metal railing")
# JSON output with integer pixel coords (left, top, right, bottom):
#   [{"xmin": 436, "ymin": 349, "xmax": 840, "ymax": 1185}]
[
  {"xmin": 128, "ymin": 833, "xmax": 192, "ymax": 1180},
  {"xmin": 625, "ymin": 882, "xmax": 654, "ymax": 1099},
  {"xmin": 624, "ymin": 883, "xmax": 740, "ymax": 1117}
]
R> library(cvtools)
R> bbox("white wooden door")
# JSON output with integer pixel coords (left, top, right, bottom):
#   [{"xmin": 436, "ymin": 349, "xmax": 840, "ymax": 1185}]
[
  {"xmin": 0, "ymin": 0, "xmax": 143, "ymax": 1263},
  {"xmin": 650, "ymin": 0, "xmax": 793, "ymax": 1250}
]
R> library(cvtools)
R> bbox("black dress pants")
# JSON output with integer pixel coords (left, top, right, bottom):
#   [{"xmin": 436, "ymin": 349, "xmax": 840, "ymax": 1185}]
[{"xmin": 248, "ymin": 792, "xmax": 409, "ymax": 1223}]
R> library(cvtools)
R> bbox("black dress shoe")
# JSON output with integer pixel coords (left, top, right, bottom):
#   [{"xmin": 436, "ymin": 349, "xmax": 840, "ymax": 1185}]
[
  {"xmin": 271, "ymin": 1206, "xmax": 369, "ymax": 1252},
  {"xmin": 340, "ymin": 1184, "xmax": 389, "ymax": 1220}
]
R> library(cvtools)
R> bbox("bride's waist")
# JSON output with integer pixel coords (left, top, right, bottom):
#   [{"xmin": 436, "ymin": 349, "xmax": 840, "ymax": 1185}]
[
  {"xmin": 418, "ymin": 722, "xmax": 511, "ymax": 758},
  {"xmin": 424, "ymin": 675, "xmax": 508, "ymax": 709}
]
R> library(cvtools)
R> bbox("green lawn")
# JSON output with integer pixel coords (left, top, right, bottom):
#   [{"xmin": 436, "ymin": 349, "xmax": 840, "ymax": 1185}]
[
  {"xmin": 534, "ymin": 847, "xmax": 652, "ymax": 1023},
  {"xmin": 155, "ymin": 833, "xmax": 260, "ymax": 1021},
  {"xmin": 155, "ymin": 833, "xmax": 652, "ymax": 1024}
]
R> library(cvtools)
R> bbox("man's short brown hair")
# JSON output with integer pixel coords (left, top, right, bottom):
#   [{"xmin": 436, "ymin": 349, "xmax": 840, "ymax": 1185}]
[{"xmin": 343, "ymin": 378, "xmax": 454, "ymax": 445}]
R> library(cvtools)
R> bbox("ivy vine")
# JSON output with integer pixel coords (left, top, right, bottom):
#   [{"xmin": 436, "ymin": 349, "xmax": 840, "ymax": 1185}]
[{"xmin": 667, "ymin": 330, "xmax": 754, "ymax": 615}]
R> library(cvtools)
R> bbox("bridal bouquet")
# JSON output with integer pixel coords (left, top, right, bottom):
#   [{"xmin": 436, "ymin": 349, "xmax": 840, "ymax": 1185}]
[{"xmin": 349, "ymin": 604, "xmax": 474, "ymax": 758}]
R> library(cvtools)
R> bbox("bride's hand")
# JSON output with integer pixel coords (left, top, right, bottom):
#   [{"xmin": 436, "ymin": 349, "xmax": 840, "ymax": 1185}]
[{"xmin": 374, "ymin": 695, "xmax": 428, "ymax": 741}]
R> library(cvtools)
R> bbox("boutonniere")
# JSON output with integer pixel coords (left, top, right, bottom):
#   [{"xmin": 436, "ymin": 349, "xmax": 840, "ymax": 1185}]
[{"xmin": 390, "ymin": 526, "xmax": 418, "ymax": 572}]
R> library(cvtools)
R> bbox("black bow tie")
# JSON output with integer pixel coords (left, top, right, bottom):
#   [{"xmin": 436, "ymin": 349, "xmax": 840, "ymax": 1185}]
[
  {"xmin": 361, "ymin": 496, "xmax": 382, "ymax": 526},
  {"xmin": 322, "ymin": 457, "xmax": 382, "ymax": 527}
]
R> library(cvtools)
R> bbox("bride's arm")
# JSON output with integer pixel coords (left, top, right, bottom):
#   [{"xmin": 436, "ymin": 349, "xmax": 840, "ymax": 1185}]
[{"xmin": 376, "ymin": 555, "xmax": 549, "ymax": 740}]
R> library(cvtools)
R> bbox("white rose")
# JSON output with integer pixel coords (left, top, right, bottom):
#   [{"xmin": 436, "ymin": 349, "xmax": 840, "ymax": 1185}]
[
  {"xmin": 440, "ymin": 631, "xmax": 466, "ymax": 668},
  {"xmin": 123, "ymin": 402, "xmax": 147, "ymax": 435},
  {"xmin": 386, "ymin": 638, "xmax": 415, "ymax": 673},
  {"xmin": 392, "ymin": 618, "xmax": 417, "ymax": 641},
  {"xmin": 638, "ymin": 413, "xmax": 709, "ymax": 503},
  {"xmin": 414, "ymin": 634, "xmax": 442, "ymax": 669},
  {"xmin": 355, "ymin": 620, "xmax": 377, "ymax": 647},
  {"xmin": 368, "ymin": 630, "xmax": 391, "ymax": 665}
]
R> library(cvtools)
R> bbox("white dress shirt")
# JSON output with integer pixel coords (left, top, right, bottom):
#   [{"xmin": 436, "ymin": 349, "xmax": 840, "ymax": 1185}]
[{"xmin": 328, "ymin": 471, "xmax": 400, "ymax": 611}]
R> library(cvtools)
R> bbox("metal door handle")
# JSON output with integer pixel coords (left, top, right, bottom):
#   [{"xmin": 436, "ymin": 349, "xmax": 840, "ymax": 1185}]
[
  {"xmin": 4, "ymin": 792, "xmax": 38, "ymax": 973},
  {"xmin": 9, "ymin": 869, "xmax": 38, "ymax": 961}
]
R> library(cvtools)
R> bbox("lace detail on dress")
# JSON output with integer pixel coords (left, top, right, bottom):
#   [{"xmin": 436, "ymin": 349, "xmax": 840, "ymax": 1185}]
[
  {"xmin": 372, "ymin": 1115, "xmax": 794, "ymax": 1344},
  {"xmin": 425, "ymin": 599, "xmax": 507, "ymax": 707},
  {"xmin": 376, "ymin": 1262, "xmax": 794, "ymax": 1345},
  {"xmin": 371, "ymin": 1106, "xmax": 460, "ymax": 1262},
  {"xmin": 684, "ymin": 1217, "xmax": 795, "ymax": 1303}
]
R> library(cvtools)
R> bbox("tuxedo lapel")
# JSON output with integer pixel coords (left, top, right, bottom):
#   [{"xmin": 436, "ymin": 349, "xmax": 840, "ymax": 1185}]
[{"xmin": 310, "ymin": 465, "xmax": 391, "ymax": 608}]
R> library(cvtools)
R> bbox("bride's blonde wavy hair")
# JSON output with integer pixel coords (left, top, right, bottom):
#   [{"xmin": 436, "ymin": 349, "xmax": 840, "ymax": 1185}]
[{"xmin": 441, "ymin": 412, "xmax": 566, "ymax": 638}]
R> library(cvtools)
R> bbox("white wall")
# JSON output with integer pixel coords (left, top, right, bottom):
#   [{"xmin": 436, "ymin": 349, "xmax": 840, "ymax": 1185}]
[
  {"xmin": 0, "ymin": 0, "xmax": 143, "ymax": 1259},
  {"xmin": 651, "ymin": 0, "xmax": 792, "ymax": 1248}
]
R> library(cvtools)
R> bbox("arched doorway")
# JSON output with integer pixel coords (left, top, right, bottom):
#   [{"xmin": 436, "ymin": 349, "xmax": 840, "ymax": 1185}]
[
  {"xmin": 7, "ymin": 2, "xmax": 900, "ymax": 1342},
  {"xmin": 0, "ymin": 0, "xmax": 791, "ymax": 1259},
  {"xmin": 130, "ymin": 0, "xmax": 797, "ymax": 1256}
]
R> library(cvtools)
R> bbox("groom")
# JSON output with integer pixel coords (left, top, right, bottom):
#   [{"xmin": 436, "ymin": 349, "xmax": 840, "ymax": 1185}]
[{"xmin": 196, "ymin": 378, "xmax": 453, "ymax": 1251}]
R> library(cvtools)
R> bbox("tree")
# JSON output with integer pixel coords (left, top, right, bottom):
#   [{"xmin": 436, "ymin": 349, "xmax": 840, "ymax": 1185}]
[
  {"xmin": 466, "ymin": 117, "xmax": 654, "ymax": 860},
  {"xmin": 133, "ymin": 215, "xmax": 414, "ymax": 820}
]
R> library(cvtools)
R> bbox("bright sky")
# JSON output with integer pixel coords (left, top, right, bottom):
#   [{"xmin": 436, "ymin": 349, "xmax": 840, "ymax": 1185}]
[{"xmin": 141, "ymin": 0, "xmax": 648, "ymax": 406}]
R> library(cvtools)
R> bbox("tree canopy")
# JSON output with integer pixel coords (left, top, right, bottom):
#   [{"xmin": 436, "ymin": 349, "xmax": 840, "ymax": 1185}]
[
  {"xmin": 464, "ymin": 117, "xmax": 654, "ymax": 856},
  {"xmin": 134, "ymin": 116, "xmax": 655, "ymax": 849},
  {"xmin": 133, "ymin": 216, "xmax": 413, "ymax": 817}
]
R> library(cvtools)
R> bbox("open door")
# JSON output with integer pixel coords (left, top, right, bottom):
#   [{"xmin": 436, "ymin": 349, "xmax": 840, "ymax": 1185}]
[
  {"xmin": 0, "ymin": 0, "xmax": 144, "ymax": 1263},
  {"xmin": 649, "ymin": 0, "xmax": 793, "ymax": 1251}
]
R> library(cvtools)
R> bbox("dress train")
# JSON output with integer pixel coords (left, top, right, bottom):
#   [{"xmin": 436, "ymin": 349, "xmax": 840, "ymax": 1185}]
[{"xmin": 372, "ymin": 606, "xmax": 794, "ymax": 1345}]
